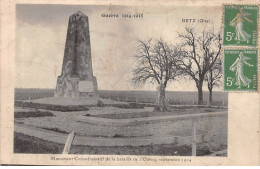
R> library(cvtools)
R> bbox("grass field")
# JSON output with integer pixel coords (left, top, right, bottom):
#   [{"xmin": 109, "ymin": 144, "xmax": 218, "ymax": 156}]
[
  {"xmin": 15, "ymin": 88, "xmax": 228, "ymax": 105},
  {"xmin": 15, "ymin": 88, "xmax": 55, "ymax": 100}
]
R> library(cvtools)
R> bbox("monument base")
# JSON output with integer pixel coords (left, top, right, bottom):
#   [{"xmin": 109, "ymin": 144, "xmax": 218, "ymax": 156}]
[{"xmin": 54, "ymin": 75, "xmax": 98, "ymax": 98}]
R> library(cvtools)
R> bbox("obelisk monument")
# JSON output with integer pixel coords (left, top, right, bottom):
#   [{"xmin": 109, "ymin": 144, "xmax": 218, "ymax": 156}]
[{"xmin": 55, "ymin": 11, "xmax": 98, "ymax": 98}]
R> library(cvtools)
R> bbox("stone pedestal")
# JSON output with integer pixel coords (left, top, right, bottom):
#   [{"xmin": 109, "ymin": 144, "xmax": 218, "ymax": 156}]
[{"xmin": 54, "ymin": 11, "xmax": 98, "ymax": 98}]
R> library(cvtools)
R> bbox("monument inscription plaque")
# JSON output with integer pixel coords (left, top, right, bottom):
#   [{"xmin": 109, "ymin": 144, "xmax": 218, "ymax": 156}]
[
  {"xmin": 78, "ymin": 81, "xmax": 94, "ymax": 92},
  {"xmin": 54, "ymin": 11, "xmax": 98, "ymax": 98}
]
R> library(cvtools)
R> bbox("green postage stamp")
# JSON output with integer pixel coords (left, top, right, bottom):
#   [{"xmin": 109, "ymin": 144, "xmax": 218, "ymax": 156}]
[
  {"xmin": 223, "ymin": 5, "xmax": 259, "ymax": 47},
  {"xmin": 224, "ymin": 49, "xmax": 258, "ymax": 91}
]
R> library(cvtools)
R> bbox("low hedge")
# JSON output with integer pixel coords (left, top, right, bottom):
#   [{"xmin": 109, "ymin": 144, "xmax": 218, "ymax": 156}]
[
  {"xmin": 15, "ymin": 101, "xmax": 90, "ymax": 112},
  {"xmin": 15, "ymin": 111, "xmax": 54, "ymax": 118}
]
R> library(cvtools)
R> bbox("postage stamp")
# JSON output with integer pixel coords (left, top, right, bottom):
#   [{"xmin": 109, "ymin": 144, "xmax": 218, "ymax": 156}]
[
  {"xmin": 223, "ymin": 4, "xmax": 259, "ymax": 47},
  {"xmin": 224, "ymin": 49, "xmax": 258, "ymax": 91}
]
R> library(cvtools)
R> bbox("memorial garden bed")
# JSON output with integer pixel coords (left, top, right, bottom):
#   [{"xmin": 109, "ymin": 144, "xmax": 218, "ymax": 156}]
[
  {"xmin": 14, "ymin": 105, "xmax": 227, "ymax": 156},
  {"xmin": 14, "ymin": 100, "xmax": 144, "ymax": 112},
  {"xmin": 87, "ymin": 107, "xmax": 226, "ymax": 119},
  {"xmin": 40, "ymin": 127, "xmax": 69, "ymax": 134},
  {"xmin": 15, "ymin": 101, "xmax": 91, "ymax": 112},
  {"xmin": 14, "ymin": 108, "xmax": 227, "ymax": 142},
  {"xmin": 15, "ymin": 110, "xmax": 54, "ymax": 118}
]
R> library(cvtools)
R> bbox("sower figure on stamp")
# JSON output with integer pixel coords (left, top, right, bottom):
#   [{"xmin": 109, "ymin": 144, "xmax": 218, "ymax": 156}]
[
  {"xmin": 230, "ymin": 7, "xmax": 254, "ymax": 44},
  {"xmin": 229, "ymin": 52, "xmax": 253, "ymax": 88}
]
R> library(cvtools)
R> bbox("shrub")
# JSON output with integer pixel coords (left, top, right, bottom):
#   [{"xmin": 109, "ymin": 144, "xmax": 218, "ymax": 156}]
[
  {"xmin": 111, "ymin": 103, "xmax": 144, "ymax": 109},
  {"xmin": 153, "ymin": 106, "xmax": 161, "ymax": 111},
  {"xmin": 112, "ymin": 134, "xmax": 123, "ymax": 138},
  {"xmin": 97, "ymin": 100, "xmax": 105, "ymax": 107}
]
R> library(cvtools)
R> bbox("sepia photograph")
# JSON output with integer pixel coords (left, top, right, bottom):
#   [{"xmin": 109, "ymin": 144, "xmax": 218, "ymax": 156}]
[{"xmin": 13, "ymin": 4, "xmax": 229, "ymax": 157}]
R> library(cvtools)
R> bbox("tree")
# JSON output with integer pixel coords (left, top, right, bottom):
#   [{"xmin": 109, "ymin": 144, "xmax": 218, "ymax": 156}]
[
  {"xmin": 177, "ymin": 27, "xmax": 222, "ymax": 105},
  {"xmin": 205, "ymin": 57, "xmax": 223, "ymax": 105},
  {"xmin": 132, "ymin": 39, "xmax": 181, "ymax": 111}
]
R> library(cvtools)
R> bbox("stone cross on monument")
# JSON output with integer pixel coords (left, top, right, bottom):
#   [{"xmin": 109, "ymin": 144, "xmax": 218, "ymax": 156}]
[{"xmin": 55, "ymin": 11, "xmax": 98, "ymax": 98}]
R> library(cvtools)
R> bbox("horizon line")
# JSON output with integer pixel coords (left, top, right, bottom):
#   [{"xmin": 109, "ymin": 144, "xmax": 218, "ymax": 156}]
[{"xmin": 14, "ymin": 87, "xmax": 224, "ymax": 93}]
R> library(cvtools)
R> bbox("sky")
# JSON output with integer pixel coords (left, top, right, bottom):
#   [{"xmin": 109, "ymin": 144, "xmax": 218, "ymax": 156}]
[{"xmin": 15, "ymin": 4, "xmax": 223, "ymax": 91}]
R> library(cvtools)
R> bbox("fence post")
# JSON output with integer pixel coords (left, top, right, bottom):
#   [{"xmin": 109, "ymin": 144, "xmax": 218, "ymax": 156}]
[
  {"xmin": 62, "ymin": 131, "xmax": 75, "ymax": 154},
  {"xmin": 222, "ymin": 100, "xmax": 225, "ymax": 106},
  {"xmin": 193, "ymin": 99, "xmax": 195, "ymax": 105},
  {"xmin": 192, "ymin": 119, "xmax": 197, "ymax": 156},
  {"xmin": 126, "ymin": 97, "xmax": 128, "ymax": 101}
]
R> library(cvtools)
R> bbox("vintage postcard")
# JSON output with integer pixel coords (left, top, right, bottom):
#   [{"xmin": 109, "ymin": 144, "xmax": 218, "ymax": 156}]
[{"xmin": 0, "ymin": 0, "xmax": 259, "ymax": 166}]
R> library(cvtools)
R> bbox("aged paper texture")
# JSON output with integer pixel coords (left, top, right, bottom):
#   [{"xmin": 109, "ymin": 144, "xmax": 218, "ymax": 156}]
[{"xmin": 0, "ymin": 0, "xmax": 259, "ymax": 166}]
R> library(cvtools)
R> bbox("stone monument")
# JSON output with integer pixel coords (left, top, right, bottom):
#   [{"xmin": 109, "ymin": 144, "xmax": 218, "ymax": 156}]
[{"xmin": 55, "ymin": 11, "xmax": 98, "ymax": 98}]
